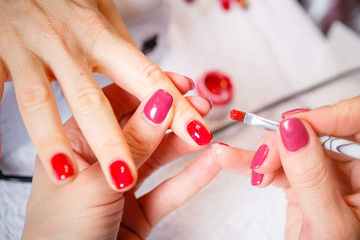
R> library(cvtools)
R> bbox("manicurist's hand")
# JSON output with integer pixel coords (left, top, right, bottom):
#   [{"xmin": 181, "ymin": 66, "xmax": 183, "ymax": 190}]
[
  {"xmin": 22, "ymin": 79, "xmax": 219, "ymax": 239},
  {"xmin": 0, "ymin": 0, "xmax": 211, "ymax": 189},
  {"xmin": 210, "ymin": 96, "xmax": 360, "ymax": 239}
]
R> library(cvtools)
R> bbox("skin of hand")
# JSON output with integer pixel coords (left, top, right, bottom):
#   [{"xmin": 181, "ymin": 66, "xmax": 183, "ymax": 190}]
[
  {"xmin": 22, "ymin": 79, "xmax": 220, "ymax": 240},
  {"xmin": 0, "ymin": 0, "xmax": 212, "ymax": 190},
  {"xmin": 210, "ymin": 96, "xmax": 360, "ymax": 239}
]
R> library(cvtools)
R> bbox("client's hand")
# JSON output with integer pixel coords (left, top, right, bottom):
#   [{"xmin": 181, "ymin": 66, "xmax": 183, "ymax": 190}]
[
  {"xmin": 22, "ymin": 78, "xmax": 220, "ymax": 240},
  {"xmin": 210, "ymin": 96, "xmax": 360, "ymax": 239},
  {"xmin": 0, "ymin": 0, "xmax": 211, "ymax": 189}
]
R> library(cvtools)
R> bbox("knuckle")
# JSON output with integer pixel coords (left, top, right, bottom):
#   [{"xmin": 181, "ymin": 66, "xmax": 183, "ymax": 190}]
[
  {"xmin": 140, "ymin": 64, "xmax": 167, "ymax": 88},
  {"xmin": 18, "ymin": 85, "xmax": 51, "ymax": 110},
  {"xmin": 292, "ymin": 161, "xmax": 328, "ymax": 191},
  {"xmin": 96, "ymin": 139, "xmax": 123, "ymax": 155},
  {"xmin": 77, "ymin": 7, "xmax": 114, "ymax": 45},
  {"xmin": 73, "ymin": 86, "xmax": 108, "ymax": 116},
  {"xmin": 125, "ymin": 129, "xmax": 153, "ymax": 159}
]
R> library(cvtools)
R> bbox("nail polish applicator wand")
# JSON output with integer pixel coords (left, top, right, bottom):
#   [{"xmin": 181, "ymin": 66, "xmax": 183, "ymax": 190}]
[{"xmin": 230, "ymin": 109, "xmax": 360, "ymax": 160}]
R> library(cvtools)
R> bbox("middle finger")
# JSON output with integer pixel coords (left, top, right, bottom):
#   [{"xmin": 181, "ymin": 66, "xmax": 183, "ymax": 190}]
[{"xmin": 49, "ymin": 50, "xmax": 137, "ymax": 191}]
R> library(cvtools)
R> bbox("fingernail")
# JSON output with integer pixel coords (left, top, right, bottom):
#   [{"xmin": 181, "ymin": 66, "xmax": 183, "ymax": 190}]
[
  {"xmin": 202, "ymin": 96, "xmax": 213, "ymax": 109},
  {"xmin": 250, "ymin": 144, "xmax": 269, "ymax": 170},
  {"xmin": 280, "ymin": 118, "xmax": 309, "ymax": 152},
  {"xmin": 51, "ymin": 153, "xmax": 74, "ymax": 180},
  {"xmin": 187, "ymin": 120, "xmax": 212, "ymax": 146},
  {"xmin": 110, "ymin": 160, "xmax": 134, "ymax": 190},
  {"xmin": 143, "ymin": 89, "xmax": 173, "ymax": 124},
  {"xmin": 185, "ymin": 76, "xmax": 195, "ymax": 90},
  {"xmin": 210, "ymin": 142, "xmax": 229, "ymax": 148},
  {"xmin": 251, "ymin": 171, "xmax": 263, "ymax": 186},
  {"xmin": 281, "ymin": 108, "xmax": 310, "ymax": 119}
]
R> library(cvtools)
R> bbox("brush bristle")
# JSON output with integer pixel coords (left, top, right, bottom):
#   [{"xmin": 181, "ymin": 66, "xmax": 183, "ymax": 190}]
[{"xmin": 230, "ymin": 109, "xmax": 246, "ymax": 122}]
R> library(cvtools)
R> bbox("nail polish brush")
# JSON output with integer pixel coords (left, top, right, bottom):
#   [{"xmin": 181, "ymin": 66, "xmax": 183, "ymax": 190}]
[{"xmin": 230, "ymin": 109, "xmax": 360, "ymax": 160}]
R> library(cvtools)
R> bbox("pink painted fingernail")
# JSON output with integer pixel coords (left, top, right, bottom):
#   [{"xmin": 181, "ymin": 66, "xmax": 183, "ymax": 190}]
[
  {"xmin": 250, "ymin": 144, "xmax": 269, "ymax": 170},
  {"xmin": 251, "ymin": 171, "xmax": 263, "ymax": 186},
  {"xmin": 281, "ymin": 108, "xmax": 310, "ymax": 119},
  {"xmin": 110, "ymin": 160, "xmax": 133, "ymax": 190},
  {"xmin": 280, "ymin": 118, "xmax": 309, "ymax": 152},
  {"xmin": 51, "ymin": 153, "xmax": 74, "ymax": 180},
  {"xmin": 143, "ymin": 89, "xmax": 173, "ymax": 124},
  {"xmin": 187, "ymin": 120, "xmax": 212, "ymax": 146},
  {"xmin": 185, "ymin": 76, "xmax": 195, "ymax": 90}
]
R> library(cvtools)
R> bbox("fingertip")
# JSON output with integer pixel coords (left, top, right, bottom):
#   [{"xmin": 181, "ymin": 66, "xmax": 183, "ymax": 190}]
[
  {"xmin": 186, "ymin": 120, "xmax": 213, "ymax": 146},
  {"xmin": 251, "ymin": 170, "xmax": 263, "ymax": 186},
  {"xmin": 49, "ymin": 153, "xmax": 78, "ymax": 184},
  {"xmin": 109, "ymin": 160, "xmax": 137, "ymax": 192},
  {"xmin": 250, "ymin": 132, "xmax": 281, "ymax": 174},
  {"xmin": 185, "ymin": 96, "xmax": 212, "ymax": 117},
  {"xmin": 279, "ymin": 117, "xmax": 309, "ymax": 152},
  {"xmin": 164, "ymin": 72, "xmax": 194, "ymax": 95}
]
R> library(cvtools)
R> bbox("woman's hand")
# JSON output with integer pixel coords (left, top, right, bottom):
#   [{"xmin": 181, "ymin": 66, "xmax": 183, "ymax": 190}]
[
  {"xmin": 22, "ymin": 79, "xmax": 219, "ymax": 239},
  {"xmin": 210, "ymin": 96, "xmax": 360, "ymax": 239},
  {"xmin": 0, "ymin": 0, "xmax": 211, "ymax": 190}
]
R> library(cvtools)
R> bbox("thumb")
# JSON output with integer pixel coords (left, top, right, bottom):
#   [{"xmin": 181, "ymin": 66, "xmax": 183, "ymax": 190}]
[{"xmin": 277, "ymin": 117, "xmax": 343, "ymax": 221}]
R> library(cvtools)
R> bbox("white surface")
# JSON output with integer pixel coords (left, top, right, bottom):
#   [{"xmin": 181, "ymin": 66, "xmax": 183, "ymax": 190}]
[{"xmin": 0, "ymin": 0, "xmax": 360, "ymax": 239}]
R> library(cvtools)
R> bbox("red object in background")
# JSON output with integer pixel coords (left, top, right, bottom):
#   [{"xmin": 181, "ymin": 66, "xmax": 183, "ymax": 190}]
[
  {"xmin": 196, "ymin": 71, "xmax": 233, "ymax": 106},
  {"xmin": 185, "ymin": 0, "xmax": 195, "ymax": 3},
  {"xmin": 220, "ymin": 0, "xmax": 230, "ymax": 10}
]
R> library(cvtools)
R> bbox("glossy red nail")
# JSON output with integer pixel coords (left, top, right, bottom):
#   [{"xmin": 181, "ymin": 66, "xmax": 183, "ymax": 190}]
[
  {"xmin": 281, "ymin": 108, "xmax": 310, "ymax": 119},
  {"xmin": 187, "ymin": 120, "xmax": 212, "ymax": 146},
  {"xmin": 143, "ymin": 89, "xmax": 173, "ymax": 124},
  {"xmin": 250, "ymin": 144, "xmax": 269, "ymax": 170},
  {"xmin": 251, "ymin": 171, "xmax": 263, "ymax": 186},
  {"xmin": 280, "ymin": 118, "xmax": 309, "ymax": 152},
  {"xmin": 110, "ymin": 161, "xmax": 133, "ymax": 190},
  {"xmin": 51, "ymin": 153, "xmax": 74, "ymax": 180}
]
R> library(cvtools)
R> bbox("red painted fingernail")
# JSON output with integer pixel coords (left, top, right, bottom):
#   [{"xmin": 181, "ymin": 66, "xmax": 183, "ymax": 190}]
[
  {"xmin": 281, "ymin": 108, "xmax": 310, "ymax": 119},
  {"xmin": 143, "ymin": 89, "xmax": 173, "ymax": 124},
  {"xmin": 110, "ymin": 161, "xmax": 134, "ymax": 190},
  {"xmin": 210, "ymin": 142, "xmax": 229, "ymax": 148},
  {"xmin": 185, "ymin": 76, "xmax": 195, "ymax": 90},
  {"xmin": 251, "ymin": 171, "xmax": 263, "ymax": 186},
  {"xmin": 280, "ymin": 118, "xmax": 309, "ymax": 152},
  {"xmin": 250, "ymin": 144, "xmax": 269, "ymax": 170},
  {"xmin": 51, "ymin": 153, "xmax": 74, "ymax": 180},
  {"xmin": 187, "ymin": 120, "xmax": 212, "ymax": 146}
]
